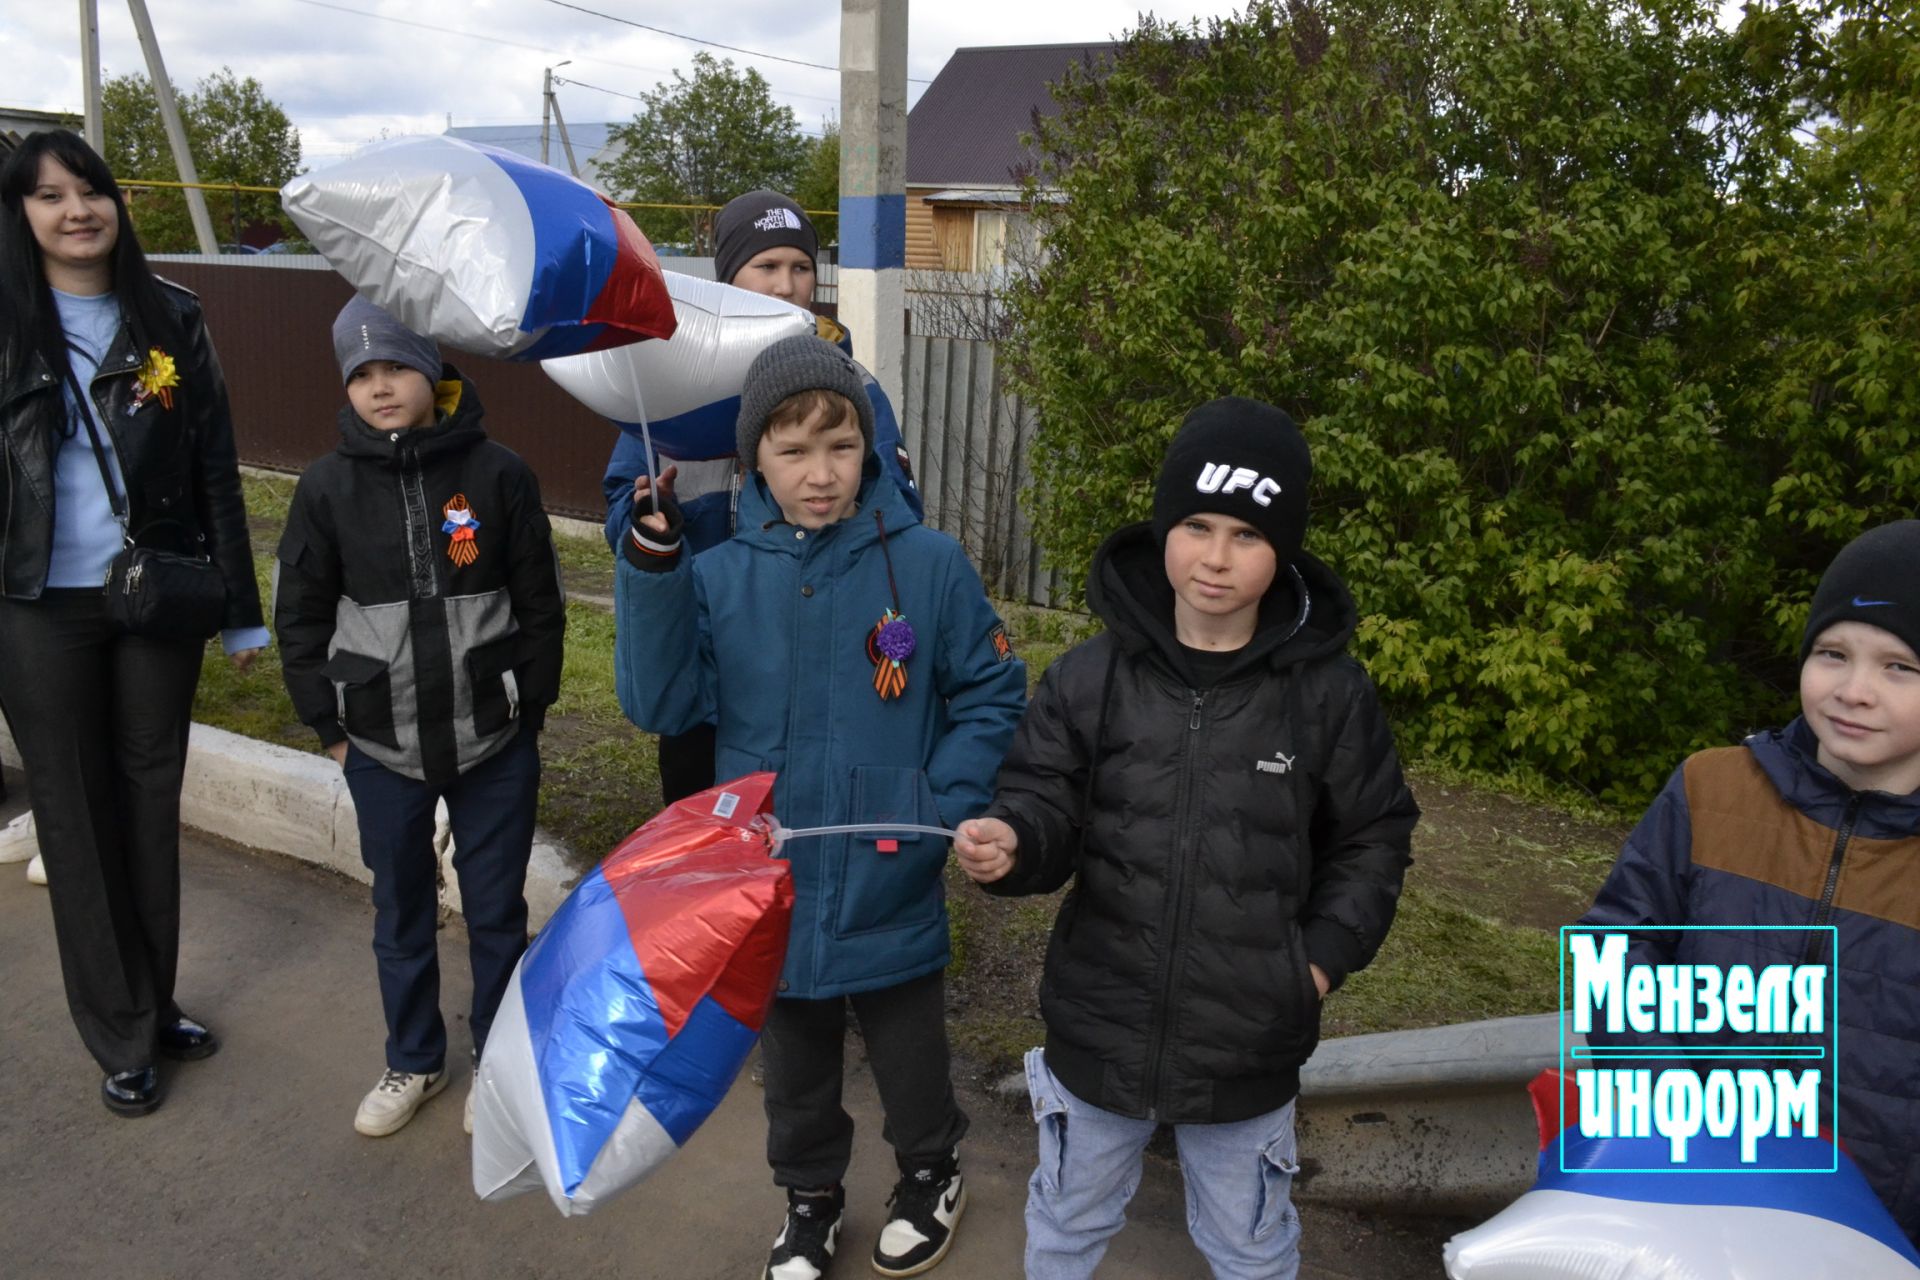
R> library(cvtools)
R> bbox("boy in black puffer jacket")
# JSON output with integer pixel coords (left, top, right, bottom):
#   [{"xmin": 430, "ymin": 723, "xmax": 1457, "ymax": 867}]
[
  {"xmin": 955, "ymin": 398, "xmax": 1418, "ymax": 1280},
  {"xmin": 275, "ymin": 296, "xmax": 565, "ymax": 1141}
]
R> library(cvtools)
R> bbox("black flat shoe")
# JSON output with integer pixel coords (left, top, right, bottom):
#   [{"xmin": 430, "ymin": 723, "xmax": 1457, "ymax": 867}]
[
  {"xmin": 156, "ymin": 1015, "xmax": 219, "ymax": 1061},
  {"xmin": 102, "ymin": 1066, "xmax": 161, "ymax": 1117}
]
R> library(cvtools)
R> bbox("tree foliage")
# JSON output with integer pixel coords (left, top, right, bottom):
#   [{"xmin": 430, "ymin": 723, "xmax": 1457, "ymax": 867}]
[
  {"xmin": 794, "ymin": 123, "xmax": 841, "ymax": 246},
  {"xmin": 103, "ymin": 68, "xmax": 302, "ymax": 252},
  {"xmin": 600, "ymin": 53, "xmax": 806, "ymax": 252},
  {"xmin": 1004, "ymin": 0, "xmax": 1920, "ymax": 804}
]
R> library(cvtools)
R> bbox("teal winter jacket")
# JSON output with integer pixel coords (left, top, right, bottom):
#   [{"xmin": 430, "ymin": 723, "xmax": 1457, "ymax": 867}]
[{"xmin": 614, "ymin": 459, "xmax": 1028, "ymax": 998}]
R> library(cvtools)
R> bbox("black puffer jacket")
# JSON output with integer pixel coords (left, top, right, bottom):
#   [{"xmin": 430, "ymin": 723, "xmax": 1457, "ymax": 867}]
[
  {"xmin": 985, "ymin": 523, "xmax": 1418, "ymax": 1123},
  {"xmin": 274, "ymin": 371, "xmax": 565, "ymax": 785},
  {"xmin": 0, "ymin": 279, "xmax": 261, "ymax": 626}
]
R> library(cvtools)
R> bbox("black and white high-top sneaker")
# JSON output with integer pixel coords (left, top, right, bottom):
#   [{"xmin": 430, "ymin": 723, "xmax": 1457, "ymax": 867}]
[
  {"xmin": 765, "ymin": 1185, "xmax": 844, "ymax": 1280},
  {"xmin": 871, "ymin": 1153, "xmax": 965, "ymax": 1277}
]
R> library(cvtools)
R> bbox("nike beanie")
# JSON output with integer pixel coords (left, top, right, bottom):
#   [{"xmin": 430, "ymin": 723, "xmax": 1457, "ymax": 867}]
[{"xmin": 1800, "ymin": 519, "xmax": 1920, "ymax": 663}]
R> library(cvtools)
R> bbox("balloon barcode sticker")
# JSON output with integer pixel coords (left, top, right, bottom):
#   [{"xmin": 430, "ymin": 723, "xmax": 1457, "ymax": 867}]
[{"xmin": 712, "ymin": 792, "xmax": 740, "ymax": 820}]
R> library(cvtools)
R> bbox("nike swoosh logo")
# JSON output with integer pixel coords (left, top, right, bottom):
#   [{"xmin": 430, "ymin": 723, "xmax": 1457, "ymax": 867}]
[
  {"xmin": 1853, "ymin": 596, "xmax": 1895, "ymax": 607},
  {"xmin": 942, "ymin": 1189, "xmax": 961, "ymax": 1215}
]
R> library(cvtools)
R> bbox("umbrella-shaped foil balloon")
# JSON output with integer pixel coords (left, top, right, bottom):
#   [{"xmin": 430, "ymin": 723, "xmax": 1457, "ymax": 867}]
[
  {"xmin": 471, "ymin": 775, "xmax": 956, "ymax": 1217},
  {"xmin": 472, "ymin": 774, "xmax": 792, "ymax": 1215},
  {"xmin": 542, "ymin": 270, "xmax": 818, "ymax": 461},
  {"xmin": 281, "ymin": 135, "xmax": 676, "ymax": 361},
  {"xmin": 1444, "ymin": 1070, "xmax": 1920, "ymax": 1279}
]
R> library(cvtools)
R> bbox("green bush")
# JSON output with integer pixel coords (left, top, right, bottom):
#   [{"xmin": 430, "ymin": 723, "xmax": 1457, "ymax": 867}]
[{"xmin": 1003, "ymin": 0, "xmax": 1920, "ymax": 805}]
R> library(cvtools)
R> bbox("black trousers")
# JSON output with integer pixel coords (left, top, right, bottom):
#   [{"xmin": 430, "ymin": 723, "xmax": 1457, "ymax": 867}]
[
  {"xmin": 657, "ymin": 721, "xmax": 717, "ymax": 805},
  {"xmin": 0, "ymin": 590, "xmax": 204, "ymax": 1073},
  {"xmin": 761, "ymin": 969, "xmax": 969, "ymax": 1190}
]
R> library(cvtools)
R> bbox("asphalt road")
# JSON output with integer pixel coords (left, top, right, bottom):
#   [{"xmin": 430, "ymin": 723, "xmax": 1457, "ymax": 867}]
[{"xmin": 0, "ymin": 793, "xmax": 1448, "ymax": 1279}]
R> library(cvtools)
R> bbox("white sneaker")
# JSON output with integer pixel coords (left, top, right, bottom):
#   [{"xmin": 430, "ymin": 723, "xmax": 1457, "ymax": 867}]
[
  {"xmin": 0, "ymin": 812, "xmax": 36, "ymax": 864},
  {"xmin": 353, "ymin": 1068, "xmax": 448, "ymax": 1137},
  {"xmin": 25, "ymin": 853, "xmax": 46, "ymax": 886}
]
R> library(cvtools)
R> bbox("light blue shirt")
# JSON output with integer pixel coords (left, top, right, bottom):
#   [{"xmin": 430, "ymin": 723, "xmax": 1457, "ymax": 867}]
[{"xmin": 51, "ymin": 288, "xmax": 267, "ymax": 656}]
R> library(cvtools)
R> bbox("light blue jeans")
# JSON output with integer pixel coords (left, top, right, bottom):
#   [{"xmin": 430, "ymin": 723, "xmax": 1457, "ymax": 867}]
[{"xmin": 1022, "ymin": 1047, "xmax": 1302, "ymax": 1280}]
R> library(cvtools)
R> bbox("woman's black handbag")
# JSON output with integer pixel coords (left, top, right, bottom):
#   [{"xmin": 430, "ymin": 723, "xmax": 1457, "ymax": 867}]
[{"xmin": 69, "ymin": 369, "xmax": 228, "ymax": 642}]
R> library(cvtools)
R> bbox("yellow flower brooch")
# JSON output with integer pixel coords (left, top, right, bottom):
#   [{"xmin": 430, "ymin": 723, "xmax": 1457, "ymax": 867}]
[{"xmin": 129, "ymin": 347, "xmax": 179, "ymax": 413}]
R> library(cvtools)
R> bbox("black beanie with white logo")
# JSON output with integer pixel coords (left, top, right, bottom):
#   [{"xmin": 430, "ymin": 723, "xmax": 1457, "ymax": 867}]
[
  {"xmin": 713, "ymin": 190, "xmax": 818, "ymax": 291},
  {"xmin": 1799, "ymin": 519, "xmax": 1920, "ymax": 664},
  {"xmin": 1151, "ymin": 397, "xmax": 1312, "ymax": 562}
]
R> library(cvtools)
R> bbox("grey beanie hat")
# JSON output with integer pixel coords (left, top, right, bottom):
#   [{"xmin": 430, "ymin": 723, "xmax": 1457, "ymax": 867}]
[
  {"xmin": 332, "ymin": 294, "xmax": 443, "ymax": 386},
  {"xmin": 736, "ymin": 334, "xmax": 874, "ymax": 467},
  {"xmin": 713, "ymin": 190, "xmax": 818, "ymax": 290}
]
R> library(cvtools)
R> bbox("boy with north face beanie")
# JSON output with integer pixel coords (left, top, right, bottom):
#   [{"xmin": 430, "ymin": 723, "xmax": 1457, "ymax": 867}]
[
  {"xmin": 1582, "ymin": 520, "xmax": 1920, "ymax": 1246},
  {"xmin": 956, "ymin": 397, "xmax": 1419, "ymax": 1278},
  {"xmin": 615, "ymin": 333, "xmax": 1026, "ymax": 1279}
]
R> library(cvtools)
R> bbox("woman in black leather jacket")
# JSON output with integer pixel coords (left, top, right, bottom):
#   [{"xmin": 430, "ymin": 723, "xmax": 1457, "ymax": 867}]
[{"xmin": 0, "ymin": 131, "xmax": 264, "ymax": 1116}]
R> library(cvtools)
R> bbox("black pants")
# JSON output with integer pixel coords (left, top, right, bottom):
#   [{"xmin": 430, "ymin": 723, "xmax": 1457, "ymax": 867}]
[
  {"xmin": 657, "ymin": 722, "xmax": 717, "ymax": 805},
  {"xmin": 761, "ymin": 969, "xmax": 969, "ymax": 1189},
  {"xmin": 0, "ymin": 591, "xmax": 204, "ymax": 1073},
  {"xmin": 342, "ymin": 727, "xmax": 540, "ymax": 1073}
]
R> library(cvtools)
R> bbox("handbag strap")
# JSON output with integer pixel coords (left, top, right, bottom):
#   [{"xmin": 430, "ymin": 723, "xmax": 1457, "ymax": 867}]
[{"xmin": 60, "ymin": 365, "xmax": 130, "ymax": 537}]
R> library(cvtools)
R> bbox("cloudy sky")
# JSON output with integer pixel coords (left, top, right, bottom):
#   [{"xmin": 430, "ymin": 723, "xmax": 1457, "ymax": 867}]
[{"xmin": 10, "ymin": 1, "xmax": 1245, "ymax": 168}]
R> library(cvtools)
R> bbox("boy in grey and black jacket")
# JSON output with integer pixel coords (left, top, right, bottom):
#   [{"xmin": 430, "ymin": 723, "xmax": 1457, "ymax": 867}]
[{"xmin": 274, "ymin": 296, "xmax": 564, "ymax": 1140}]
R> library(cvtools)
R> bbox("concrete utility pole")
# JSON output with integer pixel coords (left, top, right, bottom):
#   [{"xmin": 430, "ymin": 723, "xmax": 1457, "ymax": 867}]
[
  {"xmin": 541, "ymin": 61, "xmax": 570, "ymax": 168},
  {"xmin": 79, "ymin": 0, "xmax": 104, "ymax": 152},
  {"xmin": 838, "ymin": 0, "xmax": 908, "ymax": 409},
  {"xmin": 125, "ymin": 0, "xmax": 218, "ymax": 254},
  {"xmin": 549, "ymin": 87, "xmax": 581, "ymax": 178}
]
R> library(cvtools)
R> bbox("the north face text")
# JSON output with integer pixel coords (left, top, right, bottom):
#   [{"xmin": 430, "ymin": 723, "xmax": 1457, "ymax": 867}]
[
  {"xmin": 754, "ymin": 207, "xmax": 804, "ymax": 233},
  {"xmin": 1196, "ymin": 463, "xmax": 1281, "ymax": 507}
]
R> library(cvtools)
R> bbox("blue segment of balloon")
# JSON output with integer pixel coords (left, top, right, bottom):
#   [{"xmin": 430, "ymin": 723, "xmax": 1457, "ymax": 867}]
[
  {"xmin": 471, "ymin": 775, "xmax": 792, "ymax": 1217},
  {"xmin": 280, "ymin": 135, "xmax": 676, "ymax": 360},
  {"xmin": 542, "ymin": 271, "xmax": 818, "ymax": 460},
  {"xmin": 1445, "ymin": 1070, "xmax": 1920, "ymax": 1278}
]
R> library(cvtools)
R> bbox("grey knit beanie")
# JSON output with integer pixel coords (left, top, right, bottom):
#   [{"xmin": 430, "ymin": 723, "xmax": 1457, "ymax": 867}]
[
  {"xmin": 736, "ymin": 334, "xmax": 874, "ymax": 468},
  {"xmin": 332, "ymin": 294, "xmax": 443, "ymax": 385},
  {"xmin": 713, "ymin": 190, "xmax": 817, "ymax": 290}
]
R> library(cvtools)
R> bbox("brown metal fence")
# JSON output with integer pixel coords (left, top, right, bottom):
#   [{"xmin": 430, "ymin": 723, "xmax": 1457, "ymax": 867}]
[{"xmin": 153, "ymin": 258, "xmax": 641, "ymax": 520}]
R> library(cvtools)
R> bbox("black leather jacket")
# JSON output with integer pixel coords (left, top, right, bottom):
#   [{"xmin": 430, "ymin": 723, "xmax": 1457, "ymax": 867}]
[{"xmin": 0, "ymin": 279, "xmax": 262, "ymax": 629}]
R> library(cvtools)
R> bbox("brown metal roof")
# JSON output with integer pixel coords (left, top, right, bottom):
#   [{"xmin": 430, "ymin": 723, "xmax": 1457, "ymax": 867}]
[{"xmin": 906, "ymin": 42, "xmax": 1115, "ymax": 189}]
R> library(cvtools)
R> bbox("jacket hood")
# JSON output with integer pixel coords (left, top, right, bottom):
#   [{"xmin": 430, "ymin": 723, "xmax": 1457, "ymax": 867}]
[
  {"xmin": 334, "ymin": 365, "xmax": 486, "ymax": 464},
  {"xmin": 1749, "ymin": 718, "xmax": 1920, "ymax": 838},
  {"xmin": 1087, "ymin": 521, "xmax": 1357, "ymax": 686},
  {"xmin": 734, "ymin": 447, "xmax": 919, "ymax": 554}
]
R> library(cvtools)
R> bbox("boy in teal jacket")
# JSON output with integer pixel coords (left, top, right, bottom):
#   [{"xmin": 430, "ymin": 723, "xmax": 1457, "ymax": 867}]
[{"xmin": 614, "ymin": 334, "xmax": 1027, "ymax": 1280}]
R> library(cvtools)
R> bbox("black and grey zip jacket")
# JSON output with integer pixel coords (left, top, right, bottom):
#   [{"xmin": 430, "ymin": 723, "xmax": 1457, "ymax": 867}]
[{"xmin": 273, "ymin": 370, "xmax": 565, "ymax": 784}]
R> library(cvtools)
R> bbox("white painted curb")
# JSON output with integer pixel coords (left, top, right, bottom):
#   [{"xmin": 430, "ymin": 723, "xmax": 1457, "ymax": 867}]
[{"xmin": 0, "ymin": 719, "xmax": 580, "ymax": 929}]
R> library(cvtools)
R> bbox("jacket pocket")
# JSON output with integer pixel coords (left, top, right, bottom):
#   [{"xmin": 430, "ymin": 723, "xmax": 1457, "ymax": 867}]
[
  {"xmin": 465, "ymin": 634, "xmax": 522, "ymax": 737},
  {"xmin": 322, "ymin": 649, "xmax": 399, "ymax": 749},
  {"xmin": 832, "ymin": 765, "xmax": 945, "ymax": 937}
]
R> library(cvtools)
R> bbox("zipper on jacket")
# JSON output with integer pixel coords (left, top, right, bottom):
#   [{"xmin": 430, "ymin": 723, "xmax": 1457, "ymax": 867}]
[
  {"xmin": 398, "ymin": 441, "xmax": 438, "ymax": 599},
  {"xmin": 1143, "ymin": 688, "xmax": 1206, "ymax": 1120},
  {"xmin": 1800, "ymin": 792, "xmax": 1862, "ymax": 967}
]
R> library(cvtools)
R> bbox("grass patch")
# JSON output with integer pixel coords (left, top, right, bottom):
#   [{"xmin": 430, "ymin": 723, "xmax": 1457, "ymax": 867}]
[{"xmin": 1328, "ymin": 886, "xmax": 1563, "ymax": 1037}]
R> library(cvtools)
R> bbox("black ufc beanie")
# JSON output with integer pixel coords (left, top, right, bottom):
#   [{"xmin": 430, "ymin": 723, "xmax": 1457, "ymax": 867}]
[
  {"xmin": 713, "ymin": 190, "xmax": 817, "ymax": 291},
  {"xmin": 1152, "ymin": 397, "xmax": 1312, "ymax": 562},
  {"xmin": 1800, "ymin": 519, "xmax": 1920, "ymax": 663}
]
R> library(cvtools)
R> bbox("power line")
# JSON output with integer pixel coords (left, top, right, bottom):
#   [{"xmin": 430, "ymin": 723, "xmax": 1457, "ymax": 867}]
[
  {"xmin": 286, "ymin": 0, "xmax": 676, "ymax": 77},
  {"xmin": 542, "ymin": 0, "xmax": 933, "ymax": 83},
  {"xmin": 555, "ymin": 73, "xmax": 837, "ymax": 111}
]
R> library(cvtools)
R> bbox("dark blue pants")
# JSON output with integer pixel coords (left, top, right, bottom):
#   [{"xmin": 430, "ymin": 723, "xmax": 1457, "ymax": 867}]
[{"xmin": 343, "ymin": 726, "xmax": 539, "ymax": 1074}]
